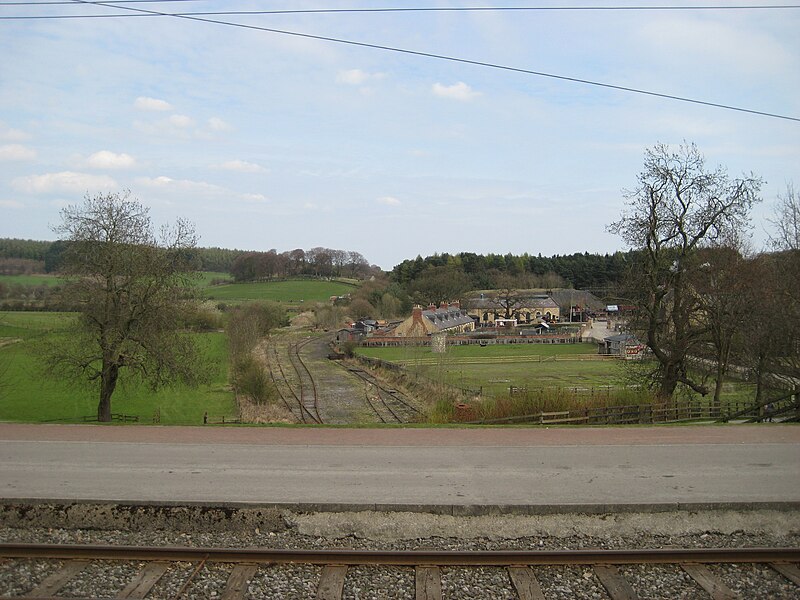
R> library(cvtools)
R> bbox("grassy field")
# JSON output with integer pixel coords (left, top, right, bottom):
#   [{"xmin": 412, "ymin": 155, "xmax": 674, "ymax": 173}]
[
  {"xmin": 0, "ymin": 311, "xmax": 235, "ymax": 424},
  {"xmin": 203, "ymin": 278, "xmax": 356, "ymax": 303},
  {"xmin": 357, "ymin": 343, "xmax": 623, "ymax": 395},
  {"xmin": 357, "ymin": 342, "xmax": 756, "ymax": 402},
  {"xmin": 195, "ymin": 271, "xmax": 232, "ymax": 286},
  {"xmin": 0, "ymin": 274, "xmax": 66, "ymax": 287}
]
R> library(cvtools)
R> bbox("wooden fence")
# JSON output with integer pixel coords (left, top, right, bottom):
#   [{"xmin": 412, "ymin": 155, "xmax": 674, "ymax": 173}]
[
  {"xmin": 464, "ymin": 399, "xmax": 764, "ymax": 426},
  {"xmin": 81, "ymin": 413, "xmax": 139, "ymax": 423}
]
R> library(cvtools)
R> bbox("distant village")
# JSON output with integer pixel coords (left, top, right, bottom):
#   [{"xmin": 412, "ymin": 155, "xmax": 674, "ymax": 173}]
[{"xmin": 335, "ymin": 288, "xmax": 643, "ymax": 359}]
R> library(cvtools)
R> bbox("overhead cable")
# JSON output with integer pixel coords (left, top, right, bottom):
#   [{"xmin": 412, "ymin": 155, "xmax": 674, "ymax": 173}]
[{"xmin": 25, "ymin": 0, "xmax": 800, "ymax": 123}]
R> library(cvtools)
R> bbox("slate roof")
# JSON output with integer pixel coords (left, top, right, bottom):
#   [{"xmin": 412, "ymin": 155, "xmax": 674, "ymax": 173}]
[
  {"xmin": 422, "ymin": 307, "xmax": 474, "ymax": 331},
  {"xmin": 468, "ymin": 295, "xmax": 559, "ymax": 311}
]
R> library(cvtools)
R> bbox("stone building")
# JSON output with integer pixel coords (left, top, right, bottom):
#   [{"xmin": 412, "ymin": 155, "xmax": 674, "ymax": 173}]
[
  {"xmin": 466, "ymin": 295, "xmax": 561, "ymax": 326},
  {"xmin": 392, "ymin": 302, "xmax": 475, "ymax": 337}
]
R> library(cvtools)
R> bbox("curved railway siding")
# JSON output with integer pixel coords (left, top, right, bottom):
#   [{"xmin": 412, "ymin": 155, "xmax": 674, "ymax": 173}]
[
  {"xmin": 265, "ymin": 341, "xmax": 320, "ymax": 424},
  {"xmin": 286, "ymin": 338, "xmax": 322, "ymax": 424},
  {"xmin": 348, "ymin": 367, "xmax": 422, "ymax": 424},
  {"xmin": 1, "ymin": 544, "xmax": 799, "ymax": 600}
]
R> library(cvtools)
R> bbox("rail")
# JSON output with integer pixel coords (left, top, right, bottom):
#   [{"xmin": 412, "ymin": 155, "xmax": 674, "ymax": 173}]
[{"xmin": 1, "ymin": 543, "xmax": 798, "ymax": 600}]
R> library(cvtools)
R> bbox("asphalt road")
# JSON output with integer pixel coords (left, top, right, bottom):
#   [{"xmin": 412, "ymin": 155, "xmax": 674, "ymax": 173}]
[{"xmin": 0, "ymin": 424, "xmax": 797, "ymax": 510}]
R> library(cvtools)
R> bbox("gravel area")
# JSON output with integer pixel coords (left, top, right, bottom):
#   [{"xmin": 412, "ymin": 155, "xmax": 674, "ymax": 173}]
[
  {"xmin": 441, "ymin": 566, "xmax": 517, "ymax": 599},
  {"xmin": 58, "ymin": 559, "xmax": 142, "ymax": 598},
  {"xmin": 620, "ymin": 564, "xmax": 706, "ymax": 599},
  {"xmin": 342, "ymin": 565, "xmax": 414, "ymax": 600},
  {"xmin": 0, "ymin": 558, "xmax": 62, "ymax": 596},
  {"xmin": 180, "ymin": 563, "xmax": 231, "ymax": 599},
  {"xmin": 536, "ymin": 566, "xmax": 608, "ymax": 599},
  {"xmin": 711, "ymin": 562, "xmax": 800, "ymax": 599},
  {"xmin": 247, "ymin": 564, "xmax": 321, "ymax": 599},
  {"xmin": 146, "ymin": 562, "xmax": 197, "ymax": 599}
]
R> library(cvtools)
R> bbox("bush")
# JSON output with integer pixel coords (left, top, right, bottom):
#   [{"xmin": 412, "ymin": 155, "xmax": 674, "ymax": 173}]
[{"xmin": 233, "ymin": 355, "xmax": 275, "ymax": 405}]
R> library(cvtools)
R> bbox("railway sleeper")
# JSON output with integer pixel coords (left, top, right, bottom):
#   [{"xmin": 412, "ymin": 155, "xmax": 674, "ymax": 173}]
[{"xmin": 1, "ymin": 547, "xmax": 799, "ymax": 600}]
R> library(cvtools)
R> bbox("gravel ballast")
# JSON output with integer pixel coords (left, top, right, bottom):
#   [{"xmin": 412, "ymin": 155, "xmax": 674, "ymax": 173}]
[{"xmin": 0, "ymin": 503, "xmax": 798, "ymax": 599}]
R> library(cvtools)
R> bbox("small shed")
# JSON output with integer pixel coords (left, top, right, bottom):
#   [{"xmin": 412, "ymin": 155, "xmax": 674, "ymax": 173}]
[{"xmin": 599, "ymin": 333, "xmax": 644, "ymax": 359}]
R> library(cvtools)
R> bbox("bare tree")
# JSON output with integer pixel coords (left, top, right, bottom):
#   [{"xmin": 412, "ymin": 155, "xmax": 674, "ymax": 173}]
[
  {"xmin": 45, "ymin": 191, "xmax": 208, "ymax": 422},
  {"xmin": 609, "ymin": 142, "xmax": 762, "ymax": 400},
  {"xmin": 769, "ymin": 183, "xmax": 800, "ymax": 251},
  {"xmin": 489, "ymin": 273, "xmax": 528, "ymax": 319},
  {"xmin": 692, "ymin": 242, "xmax": 752, "ymax": 410}
]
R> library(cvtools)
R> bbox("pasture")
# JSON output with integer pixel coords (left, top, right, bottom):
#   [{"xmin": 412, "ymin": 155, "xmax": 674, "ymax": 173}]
[
  {"xmin": 0, "ymin": 311, "xmax": 235, "ymax": 425},
  {"xmin": 357, "ymin": 343, "xmax": 622, "ymax": 395},
  {"xmin": 0, "ymin": 274, "xmax": 65, "ymax": 287},
  {"xmin": 203, "ymin": 278, "xmax": 356, "ymax": 303},
  {"xmin": 356, "ymin": 342, "xmax": 755, "ymax": 402}
]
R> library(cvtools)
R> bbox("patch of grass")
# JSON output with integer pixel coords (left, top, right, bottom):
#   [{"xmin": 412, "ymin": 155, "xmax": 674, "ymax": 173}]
[
  {"xmin": 195, "ymin": 271, "xmax": 232, "ymax": 286},
  {"xmin": 0, "ymin": 274, "xmax": 66, "ymax": 287},
  {"xmin": 0, "ymin": 311, "xmax": 234, "ymax": 425},
  {"xmin": 203, "ymin": 279, "xmax": 355, "ymax": 303}
]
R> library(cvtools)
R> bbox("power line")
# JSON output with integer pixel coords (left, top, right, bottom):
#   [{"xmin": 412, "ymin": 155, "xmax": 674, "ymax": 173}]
[
  {"xmin": 23, "ymin": 0, "xmax": 800, "ymax": 123},
  {"xmin": 4, "ymin": 2, "xmax": 800, "ymax": 11}
]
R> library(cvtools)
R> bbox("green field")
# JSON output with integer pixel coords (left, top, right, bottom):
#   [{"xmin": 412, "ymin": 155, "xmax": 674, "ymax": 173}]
[
  {"xmin": 357, "ymin": 343, "xmax": 756, "ymax": 402},
  {"xmin": 0, "ymin": 311, "xmax": 235, "ymax": 424},
  {"xmin": 195, "ymin": 271, "xmax": 233, "ymax": 286},
  {"xmin": 203, "ymin": 278, "xmax": 356, "ymax": 303},
  {"xmin": 357, "ymin": 343, "xmax": 624, "ymax": 395},
  {"xmin": 0, "ymin": 274, "xmax": 66, "ymax": 287}
]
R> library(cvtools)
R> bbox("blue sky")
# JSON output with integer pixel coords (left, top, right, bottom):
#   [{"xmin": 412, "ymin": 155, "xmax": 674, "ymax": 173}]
[{"xmin": 1, "ymin": 1, "xmax": 798, "ymax": 269}]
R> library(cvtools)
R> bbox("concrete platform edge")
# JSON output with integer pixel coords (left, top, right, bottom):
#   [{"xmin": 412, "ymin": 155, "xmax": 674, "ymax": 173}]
[{"xmin": 2, "ymin": 498, "xmax": 799, "ymax": 516}]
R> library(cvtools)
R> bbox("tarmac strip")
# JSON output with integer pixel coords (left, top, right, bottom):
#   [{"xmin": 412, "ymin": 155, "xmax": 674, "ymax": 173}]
[{"xmin": 0, "ymin": 423, "xmax": 797, "ymax": 447}]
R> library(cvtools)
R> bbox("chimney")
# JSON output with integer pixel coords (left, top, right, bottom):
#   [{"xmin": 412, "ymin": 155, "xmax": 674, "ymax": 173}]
[
  {"xmin": 428, "ymin": 303, "xmax": 436, "ymax": 311},
  {"xmin": 441, "ymin": 302, "xmax": 449, "ymax": 310},
  {"xmin": 452, "ymin": 300, "xmax": 460, "ymax": 310},
  {"xmin": 412, "ymin": 305, "xmax": 424, "ymax": 325}
]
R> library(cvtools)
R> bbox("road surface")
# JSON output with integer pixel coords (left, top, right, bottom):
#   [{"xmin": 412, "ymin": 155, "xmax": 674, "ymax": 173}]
[{"xmin": 0, "ymin": 424, "xmax": 797, "ymax": 511}]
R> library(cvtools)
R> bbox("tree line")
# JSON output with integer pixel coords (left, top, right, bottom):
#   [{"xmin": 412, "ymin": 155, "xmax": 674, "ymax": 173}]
[
  {"xmin": 390, "ymin": 250, "xmax": 632, "ymax": 295},
  {"xmin": 0, "ymin": 238, "xmax": 243, "ymax": 274},
  {"xmin": 229, "ymin": 247, "xmax": 376, "ymax": 281}
]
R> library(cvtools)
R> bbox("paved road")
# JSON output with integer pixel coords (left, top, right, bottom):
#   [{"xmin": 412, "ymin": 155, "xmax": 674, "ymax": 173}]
[{"xmin": 0, "ymin": 424, "xmax": 797, "ymax": 510}]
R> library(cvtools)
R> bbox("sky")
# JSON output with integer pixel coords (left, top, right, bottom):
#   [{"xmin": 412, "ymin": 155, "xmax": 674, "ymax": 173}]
[{"xmin": 1, "ymin": 1, "xmax": 798, "ymax": 270}]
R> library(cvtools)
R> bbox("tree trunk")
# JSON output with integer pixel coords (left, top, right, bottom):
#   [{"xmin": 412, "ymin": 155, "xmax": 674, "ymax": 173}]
[
  {"xmin": 713, "ymin": 352, "xmax": 727, "ymax": 417},
  {"xmin": 98, "ymin": 360, "xmax": 119, "ymax": 422},
  {"xmin": 754, "ymin": 353, "xmax": 765, "ymax": 412},
  {"xmin": 658, "ymin": 361, "xmax": 680, "ymax": 400}
]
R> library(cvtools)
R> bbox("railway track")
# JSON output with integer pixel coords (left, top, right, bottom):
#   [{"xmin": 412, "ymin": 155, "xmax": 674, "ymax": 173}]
[
  {"xmin": 1, "ymin": 543, "xmax": 798, "ymax": 599},
  {"xmin": 286, "ymin": 338, "xmax": 323, "ymax": 424},
  {"xmin": 347, "ymin": 367, "xmax": 422, "ymax": 424},
  {"xmin": 264, "ymin": 339, "xmax": 321, "ymax": 424}
]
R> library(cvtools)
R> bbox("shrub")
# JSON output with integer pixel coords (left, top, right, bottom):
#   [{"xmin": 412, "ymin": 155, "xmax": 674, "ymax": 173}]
[{"xmin": 233, "ymin": 355, "xmax": 275, "ymax": 405}]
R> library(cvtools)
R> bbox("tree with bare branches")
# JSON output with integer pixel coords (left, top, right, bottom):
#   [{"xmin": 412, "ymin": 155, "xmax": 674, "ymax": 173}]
[
  {"xmin": 609, "ymin": 142, "xmax": 762, "ymax": 400},
  {"xmin": 45, "ymin": 191, "xmax": 208, "ymax": 422}
]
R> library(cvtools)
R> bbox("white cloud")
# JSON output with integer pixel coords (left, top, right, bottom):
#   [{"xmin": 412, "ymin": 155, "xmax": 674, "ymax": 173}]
[
  {"xmin": 134, "ymin": 96, "xmax": 173, "ymax": 111},
  {"xmin": 432, "ymin": 82, "xmax": 480, "ymax": 101},
  {"xmin": 378, "ymin": 196, "xmax": 401, "ymax": 206},
  {"xmin": 336, "ymin": 69, "xmax": 385, "ymax": 85},
  {"xmin": 136, "ymin": 175, "xmax": 225, "ymax": 195},
  {"xmin": 241, "ymin": 193, "xmax": 268, "ymax": 203},
  {"xmin": 86, "ymin": 150, "xmax": 136, "ymax": 170},
  {"xmin": 218, "ymin": 160, "xmax": 266, "ymax": 173},
  {"xmin": 0, "ymin": 199, "xmax": 25, "ymax": 209},
  {"xmin": 169, "ymin": 114, "xmax": 194, "ymax": 128},
  {"xmin": 0, "ymin": 124, "xmax": 30, "ymax": 142},
  {"xmin": 12, "ymin": 171, "xmax": 117, "ymax": 194},
  {"xmin": 0, "ymin": 144, "xmax": 36, "ymax": 161},
  {"xmin": 208, "ymin": 117, "xmax": 231, "ymax": 132}
]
